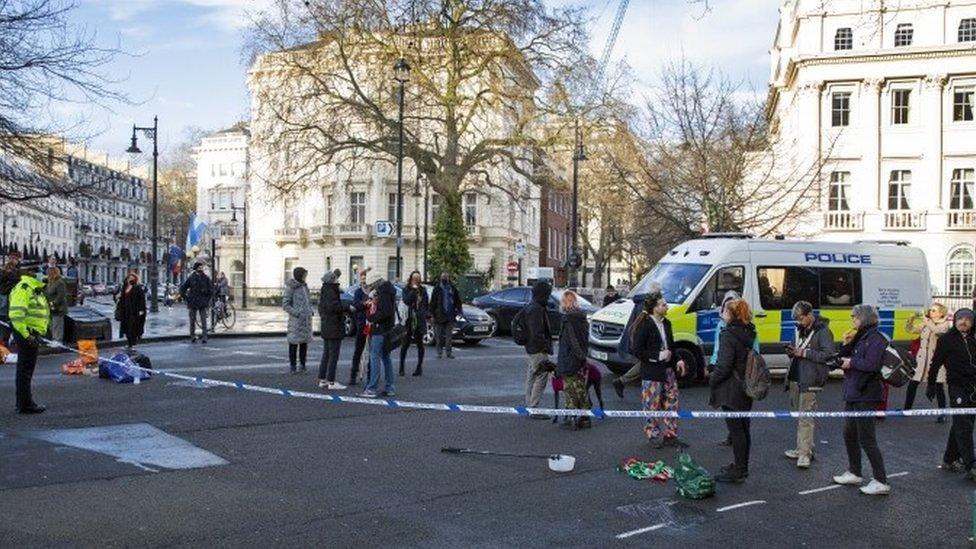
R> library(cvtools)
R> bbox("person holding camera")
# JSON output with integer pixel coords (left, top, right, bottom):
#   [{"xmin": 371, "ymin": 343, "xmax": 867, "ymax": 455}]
[
  {"xmin": 784, "ymin": 301, "xmax": 835, "ymax": 469},
  {"xmin": 905, "ymin": 303, "xmax": 951, "ymax": 419},
  {"xmin": 926, "ymin": 307, "xmax": 976, "ymax": 480}
]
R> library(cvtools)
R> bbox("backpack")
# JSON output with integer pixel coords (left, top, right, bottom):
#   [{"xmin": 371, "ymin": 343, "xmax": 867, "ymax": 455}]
[
  {"xmin": 742, "ymin": 348, "xmax": 771, "ymax": 401},
  {"xmin": 511, "ymin": 306, "xmax": 530, "ymax": 346},
  {"xmin": 879, "ymin": 333, "xmax": 916, "ymax": 388}
]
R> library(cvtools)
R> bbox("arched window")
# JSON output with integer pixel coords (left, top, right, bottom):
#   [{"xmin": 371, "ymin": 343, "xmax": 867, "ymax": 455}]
[{"xmin": 947, "ymin": 247, "xmax": 976, "ymax": 296}]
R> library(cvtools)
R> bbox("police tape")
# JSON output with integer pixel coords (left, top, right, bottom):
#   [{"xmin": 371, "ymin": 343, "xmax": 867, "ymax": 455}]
[{"xmin": 4, "ymin": 323, "xmax": 975, "ymax": 419}]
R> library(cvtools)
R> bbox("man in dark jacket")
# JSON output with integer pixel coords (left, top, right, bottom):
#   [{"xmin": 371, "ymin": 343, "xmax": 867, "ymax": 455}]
[
  {"xmin": 523, "ymin": 280, "xmax": 553, "ymax": 418},
  {"xmin": 784, "ymin": 301, "xmax": 835, "ymax": 468},
  {"xmin": 179, "ymin": 262, "xmax": 212, "ymax": 343},
  {"xmin": 359, "ymin": 273, "xmax": 397, "ymax": 398},
  {"xmin": 928, "ymin": 308, "xmax": 976, "ymax": 480},
  {"xmin": 318, "ymin": 270, "xmax": 351, "ymax": 390},
  {"xmin": 349, "ymin": 268, "xmax": 371, "ymax": 385},
  {"xmin": 602, "ymin": 285, "xmax": 619, "ymax": 307},
  {"xmin": 430, "ymin": 272, "xmax": 462, "ymax": 359}
]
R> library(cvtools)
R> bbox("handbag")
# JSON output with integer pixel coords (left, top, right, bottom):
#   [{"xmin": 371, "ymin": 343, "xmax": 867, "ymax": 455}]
[{"xmin": 383, "ymin": 303, "xmax": 406, "ymax": 354}]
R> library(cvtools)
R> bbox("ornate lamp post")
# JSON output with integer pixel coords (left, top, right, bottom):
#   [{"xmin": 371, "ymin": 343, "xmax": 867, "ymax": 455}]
[
  {"xmin": 393, "ymin": 57, "xmax": 411, "ymax": 281},
  {"xmin": 126, "ymin": 116, "xmax": 160, "ymax": 313}
]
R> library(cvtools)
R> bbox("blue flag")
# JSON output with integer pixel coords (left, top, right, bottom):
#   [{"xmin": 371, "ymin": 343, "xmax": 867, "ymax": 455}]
[{"xmin": 185, "ymin": 213, "xmax": 208, "ymax": 251}]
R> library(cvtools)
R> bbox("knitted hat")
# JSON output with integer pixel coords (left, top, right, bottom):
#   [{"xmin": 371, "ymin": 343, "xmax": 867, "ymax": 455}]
[{"xmin": 954, "ymin": 308, "xmax": 975, "ymax": 323}]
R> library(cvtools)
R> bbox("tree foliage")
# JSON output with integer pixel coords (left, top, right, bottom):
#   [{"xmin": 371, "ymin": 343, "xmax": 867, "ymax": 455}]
[{"xmin": 426, "ymin": 190, "xmax": 472, "ymax": 281}]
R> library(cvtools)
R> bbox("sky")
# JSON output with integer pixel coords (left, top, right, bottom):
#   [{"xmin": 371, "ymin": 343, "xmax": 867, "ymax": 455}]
[{"xmin": 69, "ymin": 0, "xmax": 780, "ymax": 160}]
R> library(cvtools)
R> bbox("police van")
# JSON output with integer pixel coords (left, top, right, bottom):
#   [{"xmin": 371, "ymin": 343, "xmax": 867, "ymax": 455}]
[{"xmin": 588, "ymin": 235, "xmax": 930, "ymax": 382}]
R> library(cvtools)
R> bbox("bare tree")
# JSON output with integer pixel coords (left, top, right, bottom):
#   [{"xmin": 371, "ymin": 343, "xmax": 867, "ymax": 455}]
[{"xmin": 157, "ymin": 127, "xmax": 207, "ymax": 248}]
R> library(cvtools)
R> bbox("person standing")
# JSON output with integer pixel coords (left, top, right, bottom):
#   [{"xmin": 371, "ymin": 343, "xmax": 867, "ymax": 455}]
[
  {"xmin": 0, "ymin": 252, "xmax": 23, "ymax": 347},
  {"xmin": 317, "ymin": 269, "xmax": 350, "ymax": 390},
  {"xmin": 709, "ymin": 299, "xmax": 756, "ymax": 483},
  {"xmin": 905, "ymin": 303, "xmax": 951, "ymax": 419},
  {"xmin": 522, "ymin": 280, "xmax": 553, "ymax": 419},
  {"xmin": 556, "ymin": 291, "xmax": 591, "ymax": 430},
  {"xmin": 612, "ymin": 282, "xmax": 663, "ymax": 399},
  {"xmin": 430, "ymin": 272, "xmax": 462, "ymax": 359},
  {"xmin": 349, "ymin": 268, "xmax": 371, "ymax": 385},
  {"xmin": 602, "ymin": 285, "xmax": 619, "ymax": 307},
  {"xmin": 359, "ymin": 273, "xmax": 396, "ymax": 398},
  {"xmin": 65, "ymin": 258, "xmax": 79, "ymax": 280},
  {"xmin": 709, "ymin": 291, "xmax": 756, "ymax": 446},
  {"xmin": 180, "ymin": 262, "xmax": 212, "ymax": 343},
  {"xmin": 215, "ymin": 272, "xmax": 230, "ymax": 305},
  {"xmin": 44, "ymin": 267, "xmax": 68, "ymax": 343},
  {"xmin": 784, "ymin": 301, "xmax": 835, "ymax": 469},
  {"xmin": 9, "ymin": 266, "xmax": 49, "ymax": 414},
  {"xmin": 833, "ymin": 304, "xmax": 890, "ymax": 496},
  {"xmin": 117, "ymin": 272, "xmax": 146, "ymax": 350},
  {"xmin": 283, "ymin": 267, "xmax": 313, "ymax": 374},
  {"xmin": 400, "ymin": 270, "xmax": 429, "ymax": 377},
  {"xmin": 927, "ymin": 308, "xmax": 976, "ymax": 480},
  {"xmin": 631, "ymin": 291, "xmax": 688, "ymax": 448}
]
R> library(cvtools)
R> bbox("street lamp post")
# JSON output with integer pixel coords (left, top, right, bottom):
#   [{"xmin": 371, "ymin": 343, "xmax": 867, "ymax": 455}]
[
  {"xmin": 423, "ymin": 176, "xmax": 430, "ymax": 282},
  {"xmin": 230, "ymin": 199, "xmax": 248, "ymax": 308},
  {"xmin": 393, "ymin": 57, "xmax": 411, "ymax": 282},
  {"xmin": 568, "ymin": 118, "xmax": 586, "ymax": 288},
  {"xmin": 126, "ymin": 116, "xmax": 159, "ymax": 313},
  {"xmin": 1, "ymin": 214, "xmax": 17, "ymax": 262}
]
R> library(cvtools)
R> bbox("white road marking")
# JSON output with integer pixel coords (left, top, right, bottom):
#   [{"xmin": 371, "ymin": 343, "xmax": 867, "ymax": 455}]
[
  {"xmin": 888, "ymin": 471, "xmax": 910, "ymax": 479},
  {"xmin": 716, "ymin": 500, "xmax": 766, "ymax": 513},
  {"xmin": 615, "ymin": 522, "xmax": 667, "ymax": 539},
  {"xmin": 799, "ymin": 471, "xmax": 909, "ymax": 495}
]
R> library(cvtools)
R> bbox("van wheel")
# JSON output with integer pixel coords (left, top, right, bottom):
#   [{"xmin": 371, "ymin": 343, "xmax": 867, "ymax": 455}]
[{"xmin": 674, "ymin": 347, "xmax": 700, "ymax": 388}]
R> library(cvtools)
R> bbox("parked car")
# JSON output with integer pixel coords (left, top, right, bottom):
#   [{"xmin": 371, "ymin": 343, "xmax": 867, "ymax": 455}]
[
  {"xmin": 91, "ymin": 283, "xmax": 107, "ymax": 295},
  {"xmin": 81, "ymin": 284, "xmax": 95, "ymax": 297},
  {"xmin": 471, "ymin": 287, "xmax": 599, "ymax": 336}
]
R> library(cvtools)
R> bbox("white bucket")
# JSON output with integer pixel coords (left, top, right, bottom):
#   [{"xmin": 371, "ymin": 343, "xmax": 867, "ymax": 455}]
[{"xmin": 547, "ymin": 454, "xmax": 575, "ymax": 472}]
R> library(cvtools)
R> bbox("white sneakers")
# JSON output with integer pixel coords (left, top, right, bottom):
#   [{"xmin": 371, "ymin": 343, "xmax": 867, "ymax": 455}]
[
  {"xmin": 832, "ymin": 472, "xmax": 891, "ymax": 495},
  {"xmin": 797, "ymin": 456, "xmax": 811, "ymax": 469},
  {"xmin": 318, "ymin": 380, "xmax": 348, "ymax": 390},
  {"xmin": 832, "ymin": 471, "xmax": 864, "ymax": 485},
  {"xmin": 784, "ymin": 449, "xmax": 800, "ymax": 459}
]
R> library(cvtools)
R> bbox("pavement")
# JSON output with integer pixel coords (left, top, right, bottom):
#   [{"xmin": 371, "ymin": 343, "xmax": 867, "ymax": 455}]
[{"xmin": 0, "ymin": 335, "xmax": 973, "ymax": 547}]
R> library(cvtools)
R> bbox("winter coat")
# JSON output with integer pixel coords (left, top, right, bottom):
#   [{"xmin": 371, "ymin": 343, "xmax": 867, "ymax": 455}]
[
  {"xmin": 907, "ymin": 316, "xmax": 951, "ymax": 383},
  {"xmin": 180, "ymin": 271, "xmax": 213, "ymax": 310},
  {"xmin": 630, "ymin": 313, "xmax": 677, "ymax": 382},
  {"xmin": 283, "ymin": 278, "xmax": 313, "ymax": 344},
  {"xmin": 45, "ymin": 277, "xmax": 68, "ymax": 316},
  {"xmin": 317, "ymin": 273, "xmax": 345, "ymax": 340},
  {"xmin": 118, "ymin": 283, "xmax": 146, "ymax": 341},
  {"xmin": 840, "ymin": 325, "xmax": 886, "ymax": 403},
  {"xmin": 709, "ymin": 321, "xmax": 756, "ymax": 411},
  {"xmin": 709, "ymin": 318, "xmax": 759, "ymax": 367},
  {"xmin": 928, "ymin": 328, "xmax": 976, "ymax": 388},
  {"xmin": 523, "ymin": 281, "xmax": 553, "ymax": 355},
  {"xmin": 352, "ymin": 285, "xmax": 369, "ymax": 331},
  {"xmin": 368, "ymin": 280, "xmax": 397, "ymax": 336},
  {"xmin": 403, "ymin": 285, "xmax": 430, "ymax": 337},
  {"xmin": 556, "ymin": 309, "xmax": 589, "ymax": 376},
  {"xmin": 785, "ymin": 317, "xmax": 835, "ymax": 392},
  {"xmin": 430, "ymin": 282, "xmax": 462, "ymax": 324},
  {"xmin": 603, "ymin": 293, "xmax": 619, "ymax": 307}
]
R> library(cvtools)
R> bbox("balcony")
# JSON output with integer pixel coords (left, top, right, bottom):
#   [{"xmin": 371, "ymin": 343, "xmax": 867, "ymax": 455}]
[
  {"xmin": 308, "ymin": 225, "xmax": 334, "ymax": 244},
  {"xmin": 465, "ymin": 225, "xmax": 482, "ymax": 240},
  {"xmin": 274, "ymin": 227, "xmax": 300, "ymax": 245},
  {"xmin": 336, "ymin": 223, "xmax": 370, "ymax": 241},
  {"xmin": 883, "ymin": 211, "xmax": 926, "ymax": 231},
  {"xmin": 822, "ymin": 211, "xmax": 864, "ymax": 231},
  {"xmin": 947, "ymin": 210, "xmax": 976, "ymax": 230}
]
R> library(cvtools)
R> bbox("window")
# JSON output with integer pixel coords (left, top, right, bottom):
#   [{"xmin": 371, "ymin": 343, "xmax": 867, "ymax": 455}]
[
  {"xmin": 954, "ymin": 88, "xmax": 974, "ymax": 122},
  {"xmin": 894, "ymin": 23, "xmax": 913, "ymax": 47},
  {"xmin": 387, "ymin": 193, "xmax": 398, "ymax": 224},
  {"xmin": 834, "ymin": 27, "xmax": 853, "ymax": 50},
  {"xmin": 831, "ymin": 92, "xmax": 851, "ymax": 127},
  {"xmin": 349, "ymin": 192, "xmax": 366, "ymax": 224},
  {"xmin": 464, "ymin": 193, "xmax": 477, "ymax": 226},
  {"xmin": 887, "ymin": 170, "xmax": 911, "ymax": 210},
  {"xmin": 349, "ymin": 256, "xmax": 364, "ymax": 286},
  {"xmin": 757, "ymin": 267, "xmax": 820, "ymax": 310},
  {"xmin": 960, "ymin": 18, "xmax": 976, "ymax": 42},
  {"xmin": 324, "ymin": 194, "xmax": 333, "ymax": 225},
  {"xmin": 431, "ymin": 194, "xmax": 441, "ymax": 222},
  {"xmin": 283, "ymin": 257, "xmax": 299, "ymax": 286},
  {"xmin": 690, "ymin": 265, "xmax": 745, "ymax": 312},
  {"xmin": 630, "ymin": 262, "xmax": 711, "ymax": 304},
  {"xmin": 951, "ymin": 168, "xmax": 976, "ymax": 210},
  {"xmin": 819, "ymin": 268, "xmax": 862, "ymax": 307},
  {"xmin": 828, "ymin": 171, "xmax": 851, "ymax": 211},
  {"xmin": 947, "ymin": 248, "xmax": 976, "ymax": 296},
  {"xmin": 891, "ymin": 89, "xmax": 911, "ymax": 124}
]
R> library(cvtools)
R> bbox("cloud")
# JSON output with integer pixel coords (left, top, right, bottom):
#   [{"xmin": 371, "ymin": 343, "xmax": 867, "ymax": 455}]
[{"xmin": 89, "ymin": 0, "xmax": 273, "ymax": 33}]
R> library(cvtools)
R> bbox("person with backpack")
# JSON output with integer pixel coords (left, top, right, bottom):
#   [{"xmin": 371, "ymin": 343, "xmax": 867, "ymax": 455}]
[
  {"xmin": 709, "ymin": 291, "xmax": 757, "ymax": 447},
  {"xmin": 556, "ymin": 290, "xmax": 591, "ymax": 430},
  {"xmin": 904, "ymin": 302, "xmax": 951, "ymax": 420},
  {"xmin": 631, "ymin": 291, "xmax": 688, "ymax": 448},
  {"xmin": 318, "ymin": 269, "xmax": 350, "ymax": 390},
  {"xmin": 926, "ymin": 307, "xmax": 976, "ymax": 481},
  {"xmin": 358, "ymin": 273, "xmax": 397, "ymax": 398},
  {"xmin": 784, "ymin": 301, "xmax": 835, "ymax": 469},
  {"xmin": 179, "ymin": 262, "xmax": 212, "ymax": 343},
  {"xmin": 709, "ymin": 298, "xmax": 757, "ymax": 483},
  {"xmin": 519, "ymin": 280, "xmax": 554, "ymax": 419},
  {"xmin": 833, "ymin": 304, "xmax": 890, "ymax": 496}
]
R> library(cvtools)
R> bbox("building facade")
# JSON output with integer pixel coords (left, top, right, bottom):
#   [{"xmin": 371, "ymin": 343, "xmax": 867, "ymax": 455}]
[
  {"xmin": 539, "ymin": 183, "xmax": 571, "ymax": 287},
  {"xmin": 0, "ymin": 158, "xmax": 76, "ymax": 265},
  {"xmin": 768, "ymin": 0, "xmax": 976, "ymax": 296}
]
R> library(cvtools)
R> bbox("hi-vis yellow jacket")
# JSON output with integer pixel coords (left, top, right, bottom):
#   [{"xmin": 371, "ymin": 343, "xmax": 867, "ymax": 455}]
[{"xmin": 9, "ymin": 275, "xmax": 49, "ymax": 338}]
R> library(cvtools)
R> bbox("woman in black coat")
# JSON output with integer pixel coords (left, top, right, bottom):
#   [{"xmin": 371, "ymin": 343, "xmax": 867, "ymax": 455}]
[
  {"xmin": 709, "ymin": 298, "xmax": 756, "ymax": 483},
  {"xmin": 400, "ymin": 271, "xmax": 429, "ymax": 377},
  {"xmin": 318, "ymin": 270, "xmax": 349, "ymax": 390},
  {"xmin": 117, "ymin": 272, "xmax": 146, "ymax": 350}
]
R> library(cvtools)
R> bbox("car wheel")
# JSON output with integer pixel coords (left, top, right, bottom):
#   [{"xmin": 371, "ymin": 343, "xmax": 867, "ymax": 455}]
[
  {"xmin": 487, "ymin": 313, "xmax": 500, "ymax": 336},
  {"xmin": 674, "ymin": 347, "xmax": 700, "ymax": 388}
]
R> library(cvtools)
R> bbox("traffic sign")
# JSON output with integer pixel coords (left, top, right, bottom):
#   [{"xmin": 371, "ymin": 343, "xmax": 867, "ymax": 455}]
[
  {"xmin": 515, "ymin": 241, "xmax": 526, "ymax": 259},
  {"xmin": 506, "ymin": 261, "xmax": 519, "ymax": 274},
  {"xmin": 375, "ymin": 220, "xmax": 394, "ymax": 238}
]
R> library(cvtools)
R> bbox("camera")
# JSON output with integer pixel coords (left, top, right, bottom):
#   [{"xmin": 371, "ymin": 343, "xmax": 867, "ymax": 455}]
[{"xmin": 825, "ymin": 354, "xmax": 843, "ymax": 370}]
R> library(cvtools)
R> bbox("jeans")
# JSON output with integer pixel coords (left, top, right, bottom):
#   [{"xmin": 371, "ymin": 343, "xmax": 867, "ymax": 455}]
[
  {"xmin": 944, "ymin": 384, "xmax": 976, "ymax": 469},
  {"xmin": 188, "ymin": 307, "xmax": 208, "ymax": 340},
  {"xmin": 48, "ymin": 315, "xmax": 65, "ymax": 342},
  {"xmin": 904, "ymin": 380, "xmax": 947, "ymax": 411},
  {"xmin": 288, "ymin": 343, "xmax": 308, "ymax": 370},
  {"xmin": 843, "ymin": 401, "xmax": 887, "ymax": 483},
  {"xmin": 723, "ymin": 407, "xmax": 751, "ymax": 473},
  {"xmin": 435, "ymin": 320, "xmax": 455, "ymax": 357},
  {"xmin": 13, "ymin": 331, "xmax": 39, "ymax": 410},
  {"xmin": 350, "ymin": 331, "xmax": 368, "ymax": 382},
  {"xmin": 318, "ymin": 338, "xmax": 341, "ymax": 382},
  {"xmin": 525, "ymin": 353, "xmax": 550, "ymax": 407},
  {"xmin": 789, "ymin": 382, "xmax": 818, "ymax": 458},
  {"xmin": 365, "ymin": 333, "xmax": 394, "ymax": 394},
  {"xmin": 399, "ymin": 326, "xmax": 425, "ymax": 374},
  {"xmin": 642, "ymin": 370, "xmax": 679, "ymax": 441}
]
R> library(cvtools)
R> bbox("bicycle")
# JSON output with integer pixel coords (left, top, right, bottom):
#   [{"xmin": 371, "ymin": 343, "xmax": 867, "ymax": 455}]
[{"xmin": 194, "ymin": 296, "xmax": 236, "ymax": 331}]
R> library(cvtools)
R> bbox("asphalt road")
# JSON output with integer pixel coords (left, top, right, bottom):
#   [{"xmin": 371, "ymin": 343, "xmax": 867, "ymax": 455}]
[{"xmin": 0, "ymin": 336, "xmax": 972, "ymax": 548}]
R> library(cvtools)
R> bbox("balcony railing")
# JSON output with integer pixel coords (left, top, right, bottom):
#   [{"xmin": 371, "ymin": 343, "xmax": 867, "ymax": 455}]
[
  {"xmin": 336, "ymin": 224, "xmax": 369, "ymax": 239},
  {"xmin": 309, "ymin": 225, "xmax": 334, "ymax": 243},
  {"xmin": 274, "ymin": 227, "xmax": 300, "ymax": 244},
  {"xmin": 883, "ymin": 210, "xmax": 926, "ymax": 231},
  {"xmin": 947, "ymin": 210, "xmax": 976, "ymax": 230},
  {"xmin": 465, "ymin": 225, "xmax": 482, "ymax": 239},
  {"xmin": 822, "ymin": 211, "xmax": 864, "ymax": 231}
]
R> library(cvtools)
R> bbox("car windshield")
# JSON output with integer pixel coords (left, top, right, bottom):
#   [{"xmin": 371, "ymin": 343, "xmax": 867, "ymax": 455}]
[
  {"xmin": 630, "ymin": 263, "xmax": 711, "ymax": 304},
  {"xmin": 552, "ymin": 289, "xmax": 595, "ymax": 309}
]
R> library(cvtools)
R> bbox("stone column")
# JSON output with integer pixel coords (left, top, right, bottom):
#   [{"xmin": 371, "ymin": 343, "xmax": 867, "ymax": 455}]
[
  {"xmin": 922, "ymin": 74, "xmax": 947, "ymax": 213},
  {"xmin": 861, "ymin": 78, "xmax": 884, "ymax": 229}
]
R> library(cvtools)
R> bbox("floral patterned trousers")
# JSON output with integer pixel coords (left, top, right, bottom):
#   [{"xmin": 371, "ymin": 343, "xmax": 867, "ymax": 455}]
[{"xmin": 642, "ymin": 369, "xmax": 679, "ymax": 441}]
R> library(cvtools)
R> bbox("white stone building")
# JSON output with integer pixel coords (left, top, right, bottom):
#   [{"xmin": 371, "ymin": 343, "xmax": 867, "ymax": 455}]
[
  {"xmin": 0, "ymin": 156, "xmax": 75, "ymax": 264},
  {"xmin": 768, "ymin": 0, "xmax": 976, "ymax": 297}
]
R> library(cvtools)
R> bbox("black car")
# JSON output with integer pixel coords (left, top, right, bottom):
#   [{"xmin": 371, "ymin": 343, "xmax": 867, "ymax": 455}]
[{"xmin": 471, "ymin": 287, "xmax": 598, "ymax": 336}]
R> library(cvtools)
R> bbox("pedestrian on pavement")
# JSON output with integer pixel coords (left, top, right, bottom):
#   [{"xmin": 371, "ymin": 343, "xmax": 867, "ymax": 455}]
[
  {"xmin": 631, "ymin": 291, "xmax": 688, "ymax": 448},
  {"xmin": 926, "ymin": 307, "xmax": 976, "ymax": 481},
  {"xmin": 180, "ymin": 262, "xmax": 212, "ymax": 343},
  {"xmin": 784, "ymin": 301, "xmax": 835, "ymax": 469},
  {"xmin": 65, "ymin": 258, "xmax": 79, "ymax": 280},
  {"xmin": 348, "ymin": 268, "xmax": 372, "ymax": 385},
  {"xmin": 430, "ymin": 272, "xmax": 462, "ymax": 360},
  {"xmin": 215, "ymin": 272, "xmax": 230, "ymax": 305},
  {"xmin": 9, "ymin": 263, "xmax": 49, "ymax": 414},
  {"xmin": 359, "ymin": 273, "xmax": 396, "ymax": 398},
  {"xmin": 602, "ymin": 285, "xmax": 619, "ymax": 307},
  {"xmin": 833, "ymin": 304, "xmax": 890, "ymax": 496},
  {"xmin": 400, "ymin": 270, "xmax": 429, "ymax": 377},
  {"xmin": 283, "ymin": 266, "xmax": 313, "ymax": 374},
  {"xmin": 523, "ymin": 280, "xmax": 554, "ymax": 419},
  {"xmin": 556, "ymin": 290, "xmax": 591, "ymax": 430},
  {"xmin": 0, "ymin": 252, "xmax": 22, "ymax": 347},
  {"xmin": 44, "ymin": 267, "xmax": 68, "ymax": 343},
  {"xmin": 612, "ymin": 281, "xmax": 663, "ymax": 399},
  {"xmin": 904, "ymin": 302, "xmax": 951, "ymax": 419},
  {"xmin": 117, "ymin": 272, "xmax": 146, "ymax": 350},
  {"xmin": 709, "ymin": 298, "xmax": 756, "ymax": 483},
  {"xmin": 318, "ymin": 269, "xmax": 350, "ymax": 390}
]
